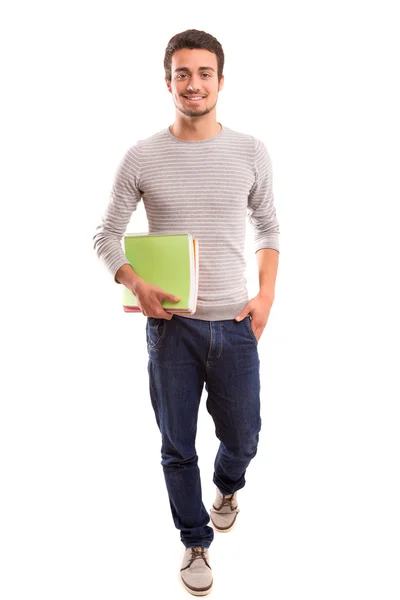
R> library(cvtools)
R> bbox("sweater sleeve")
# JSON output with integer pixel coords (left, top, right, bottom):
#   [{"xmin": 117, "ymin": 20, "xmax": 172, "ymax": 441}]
[
  {"xmin": 247, "ymin": 137, "xmax": 280, "ymax": 253},
  {"xmin": 93, "ymin": 144, "xmax": 142, "ymax": 282}
]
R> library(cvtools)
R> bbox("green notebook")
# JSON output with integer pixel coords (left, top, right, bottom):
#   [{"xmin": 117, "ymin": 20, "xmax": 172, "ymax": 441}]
[{"xmin": 122, "ymin": 232, "xmax": 199, "ymax": 314}]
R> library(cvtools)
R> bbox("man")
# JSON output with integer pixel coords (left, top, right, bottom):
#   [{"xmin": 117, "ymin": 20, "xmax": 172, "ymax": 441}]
[{"xmin": 93, "ymin": 29, "xmax": 279, "ymax": 597}]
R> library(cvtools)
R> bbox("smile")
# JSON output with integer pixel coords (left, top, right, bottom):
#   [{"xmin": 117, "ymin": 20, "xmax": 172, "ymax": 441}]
[{"xmin": 184, "ymin": 96, "xmax": 206, "ymax": 102}]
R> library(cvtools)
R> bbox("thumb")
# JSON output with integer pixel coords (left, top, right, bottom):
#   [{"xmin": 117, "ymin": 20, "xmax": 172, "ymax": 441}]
[
  {"xmin": 235, "ymin": 304, "xmax": 249, "ymax": 321},
  {"xmin": 164, "ymin": 292, "xmax": 180, "ymax": 303}
]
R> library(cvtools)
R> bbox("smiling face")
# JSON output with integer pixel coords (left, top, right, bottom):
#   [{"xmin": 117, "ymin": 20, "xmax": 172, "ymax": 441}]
[{"xmin": 166, "ymin": 48, "xmax": 224, "ymax": 118}]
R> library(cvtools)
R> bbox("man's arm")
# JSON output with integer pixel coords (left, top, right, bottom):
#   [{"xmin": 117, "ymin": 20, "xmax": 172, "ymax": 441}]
[
  {"xmin": 235, "ymin": 138, "xmax": 280, "ymax": 340},
  {"xmin": 246, "ymin": 138, "xmax": 280, "ymax": 255},
  {"xmin": 257, "ymin": 247, "xmax": 279, "ymax": 303},
  {"xmin": 93, "ymin": 144, "xmax": 142, "ymax": 283},
  {"xmin": 93, "ymin": 145, "xmax": 181, "ymax": 319}
]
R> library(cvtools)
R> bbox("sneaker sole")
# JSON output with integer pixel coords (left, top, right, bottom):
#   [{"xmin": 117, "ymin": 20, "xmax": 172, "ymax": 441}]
[
  {"xmin": 181, "ymin": 577, "xmax": 213, "ymax": 596},
  {"xmin": 210, "ymin": 513, "xmax": 238, "ymax": 533}
]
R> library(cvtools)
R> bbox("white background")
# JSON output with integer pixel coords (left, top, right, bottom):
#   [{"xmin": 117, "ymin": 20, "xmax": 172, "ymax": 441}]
[{"xmin": 1, "ymin": 1, "xmax": 399, "ymax": 598}]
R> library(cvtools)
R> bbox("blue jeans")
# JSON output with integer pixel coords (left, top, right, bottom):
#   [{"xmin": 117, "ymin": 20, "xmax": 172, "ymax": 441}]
[{"xmin": 146, "ymin": 314, "xmax": 261, "ymax": 548}]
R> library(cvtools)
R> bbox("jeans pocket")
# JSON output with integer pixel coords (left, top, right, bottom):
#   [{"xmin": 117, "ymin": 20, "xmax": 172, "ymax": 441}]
[
  {"xmin": 146, "ymin": 317, "xmax": 167, "ymax": 350},
  {"xmin": 244, "ymin": 316, "xmax": 258, "ymax": 345}
]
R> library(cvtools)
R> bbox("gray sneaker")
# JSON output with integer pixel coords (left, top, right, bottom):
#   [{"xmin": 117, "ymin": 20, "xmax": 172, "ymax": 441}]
[
  {"xmin": 210, "ymin": 487, "xmax": 240, "ymax": 532},
  {"xmin": 180, "ymin": 546, "xmax": 213, "ymax": 596}
]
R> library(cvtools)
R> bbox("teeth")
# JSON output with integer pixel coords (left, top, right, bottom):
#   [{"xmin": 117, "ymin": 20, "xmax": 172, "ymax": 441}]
[{"xmin": 186, "ymin": 97, "xmax": 204, "ymax": 100}]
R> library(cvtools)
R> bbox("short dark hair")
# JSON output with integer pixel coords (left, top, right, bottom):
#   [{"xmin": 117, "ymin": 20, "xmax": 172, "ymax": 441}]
[{"xmin": 164, "ymin": 29, "xmax": 224, "ymax": 83}]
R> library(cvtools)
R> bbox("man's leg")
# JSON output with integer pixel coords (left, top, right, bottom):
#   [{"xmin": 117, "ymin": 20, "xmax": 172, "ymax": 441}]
[
  {"xmin": 146, "ymin": 315, "xmax": 214, "ymax": 548},
  {"xmin": 204, "ymin": 315, "xmax": 261, "ymax": 495}
]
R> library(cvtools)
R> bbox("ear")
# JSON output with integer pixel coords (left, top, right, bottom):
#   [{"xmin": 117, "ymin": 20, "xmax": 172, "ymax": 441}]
[
  {"xmin": 165, "ymin": 78, "xmax": 172, "ymax": 94},
  {"xmin": 218, "ymin": 74, "xmax": 224, "ymax": 93}
]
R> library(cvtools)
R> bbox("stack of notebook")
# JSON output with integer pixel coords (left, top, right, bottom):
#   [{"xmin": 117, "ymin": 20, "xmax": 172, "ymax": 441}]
[{"xmin": 122, "ymin": 232, "xmax": 199, "ymax": 314}]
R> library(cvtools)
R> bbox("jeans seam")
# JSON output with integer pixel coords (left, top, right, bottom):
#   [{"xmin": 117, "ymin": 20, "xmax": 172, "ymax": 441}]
[
  {"xmin": 147, "ymin": 317, "xmax": 167, "ymax": 350},
  {"xmin": 245, "ymin": 316, "xmax": 258, "ymax": 345}
]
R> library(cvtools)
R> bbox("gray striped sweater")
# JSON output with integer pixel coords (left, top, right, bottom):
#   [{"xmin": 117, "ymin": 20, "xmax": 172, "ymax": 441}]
[{"xmin": 93, "ymin": 124, "xmax": 280, "ymax": 321}]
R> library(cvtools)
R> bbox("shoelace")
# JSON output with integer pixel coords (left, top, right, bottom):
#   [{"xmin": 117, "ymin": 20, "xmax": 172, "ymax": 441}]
[
  {"xmin": 216, "ymin": 493, "xmax": 238, "ymax": 511},
  {"xmin": 181, "ymin": 547, "xmax": 211, "ymax": 572},
  {"xmin": 188, "ymin": 547, "xmax": 211, "ymax": 568},
  {"xmin": 191, "ymin": 547, "xmax": 205, "ymax": 560}
]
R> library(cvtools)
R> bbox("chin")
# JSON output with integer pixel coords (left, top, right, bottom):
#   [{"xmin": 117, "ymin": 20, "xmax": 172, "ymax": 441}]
[{"xmin": 179, "ymin": 106, "xmax": 210, "ymax": 118}]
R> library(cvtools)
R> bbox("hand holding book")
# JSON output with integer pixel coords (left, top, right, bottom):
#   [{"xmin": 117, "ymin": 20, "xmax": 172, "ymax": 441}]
[
  {"xmin": 132, "ymin": 279, "xmax": 180, "ymax": 320},
  {"xmin": 122, "ymin": 233, "xmax": 198, "ymax": 316}
]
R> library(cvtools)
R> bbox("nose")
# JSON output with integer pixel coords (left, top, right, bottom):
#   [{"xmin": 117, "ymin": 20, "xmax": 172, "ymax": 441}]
[{"xmin": 186, "ymin": 76, "xmax": 202, "ymax": 92}]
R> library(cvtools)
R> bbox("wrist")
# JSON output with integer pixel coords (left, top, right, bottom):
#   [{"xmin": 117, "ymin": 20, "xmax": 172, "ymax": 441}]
[
  {"xmin": 115, "ymin": 263, "xmax": 143, "ymax": 292},
  {"xmin": 258, "ymin": 288, "xmax": 274, "ymax": 305}
]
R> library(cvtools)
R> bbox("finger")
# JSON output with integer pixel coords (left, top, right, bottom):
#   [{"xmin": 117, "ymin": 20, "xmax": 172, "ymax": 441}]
[
  {"xmin": 157, "ymin": 292, "xmax": 180, "ymax": 319},
  {"xmin": 238, "ymin": 302, "xmax": 252, "ymax": 321},
  {"xmin": 160, "ymin": 309, "xmax": 173, "ymax": 320},
  {"xmin": 236, "ymin": 311, "xmax": 249, "ymax": 322},
  {"xmin": 152, "ymin": 301, "xmax": 174, "ymax": 320},
  {"xmin": 160, "ymin": 291, "xmax": 180, "ymax": 303}
]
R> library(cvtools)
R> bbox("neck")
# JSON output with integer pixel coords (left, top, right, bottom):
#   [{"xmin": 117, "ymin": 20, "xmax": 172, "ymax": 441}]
[{"xmin": 169, "ymin": 117, "xmax": 222, "ymax": 141}]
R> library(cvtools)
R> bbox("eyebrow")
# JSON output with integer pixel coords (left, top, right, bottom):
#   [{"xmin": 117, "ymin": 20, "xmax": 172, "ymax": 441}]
[{"xmin": 174, "ymin": 66, "xmax": 215, "ymax": 73}]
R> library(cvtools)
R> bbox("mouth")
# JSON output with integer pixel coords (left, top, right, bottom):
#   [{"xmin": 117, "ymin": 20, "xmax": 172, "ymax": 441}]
[{"xmin": 183, "ymin": 96, "xmax": 206, "ymax": 103}]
